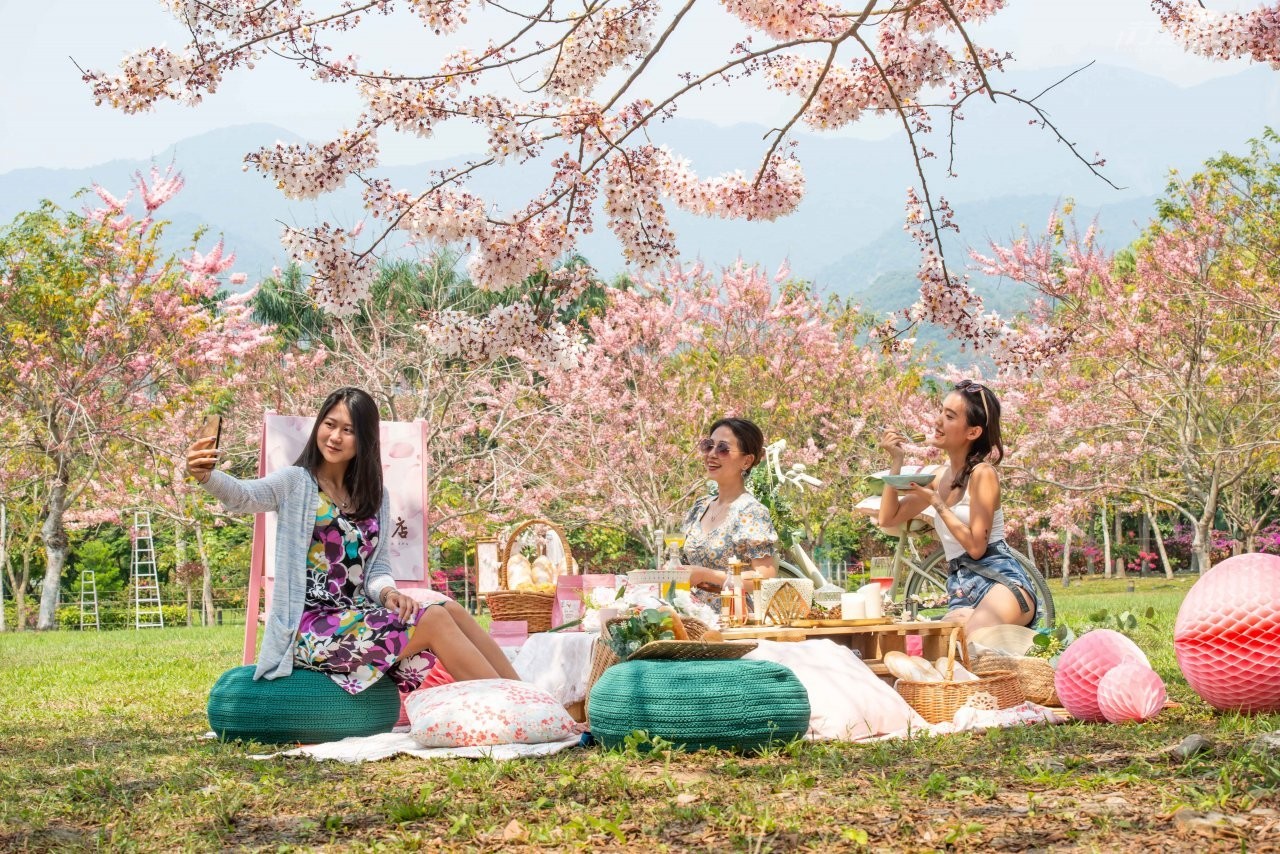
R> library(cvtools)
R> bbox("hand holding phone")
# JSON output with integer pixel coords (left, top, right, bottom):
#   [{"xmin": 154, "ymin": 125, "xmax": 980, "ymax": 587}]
[
  {"xmin": 186, "ymin": 415, "xmax": 223, "ymax": 483},
  {"xmin": 196, "ymin": 414, "xmax": 222, "ymax": 450}
]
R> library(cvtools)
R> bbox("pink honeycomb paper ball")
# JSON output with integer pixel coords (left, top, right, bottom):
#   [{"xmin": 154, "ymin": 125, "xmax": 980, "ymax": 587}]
[
  {"xmin": 1054, "ymin": 629, "xmax": 1149, "ymax": 722},
  {"xmin": 1174, "ymin": 553, "xmax": 1280, "ymax": 713},
  {"xmin": 1096, "ymin": 661, "xmax": 1166, "ymax": 723}
]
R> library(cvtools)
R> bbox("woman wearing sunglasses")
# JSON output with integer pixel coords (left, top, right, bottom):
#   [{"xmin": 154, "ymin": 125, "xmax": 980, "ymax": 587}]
[
  {"xmin": 877, "ymin": 380, "xmax": 1041, "ymax": 632},
  {"xmin": 678, "ymin": 418, "xmax": 779, "ymax": 599}
]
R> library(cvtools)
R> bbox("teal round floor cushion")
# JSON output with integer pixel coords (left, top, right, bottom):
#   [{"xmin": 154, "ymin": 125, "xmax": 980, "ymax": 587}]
[
  {"xmin": 208, "ymin": 666, "xmax": 400, "ymax": 744},
  {"xmin": 588, "ymin": 659, "xmax": 810, "ymax": 751}
]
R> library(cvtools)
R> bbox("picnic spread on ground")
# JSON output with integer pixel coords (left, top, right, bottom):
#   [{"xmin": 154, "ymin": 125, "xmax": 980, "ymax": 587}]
[{"xmin": 205, "ymin": 551, "xmax": 1280, "ymax": 760}]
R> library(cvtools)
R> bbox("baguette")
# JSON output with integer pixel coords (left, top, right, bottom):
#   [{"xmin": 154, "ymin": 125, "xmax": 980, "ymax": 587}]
[
  {"xmin": 884, "ymin": 650, "xmax": 935, "ymax": 682},
  {"xmin": 910, "ymin": 655, "xmax": 944, "ymax": 682}
]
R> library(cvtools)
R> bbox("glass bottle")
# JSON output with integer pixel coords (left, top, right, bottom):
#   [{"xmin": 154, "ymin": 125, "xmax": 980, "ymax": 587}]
[
  {"xmin": 741, "ymin": 567, "xmax": 762, "ymax": 625},
  {"xmin": 721, "ymin": 560, "xmax": 742, "ymax": 627}
]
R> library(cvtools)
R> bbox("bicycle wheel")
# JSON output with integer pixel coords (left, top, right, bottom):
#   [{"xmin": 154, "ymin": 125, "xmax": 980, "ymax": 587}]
[
  {"xmin": 902, "ymin": 549, "xmax": 950, "ymax": 617},
  {"xmin": 903, "ymin": 546, "xmax": 1057, "ymax": 628}
]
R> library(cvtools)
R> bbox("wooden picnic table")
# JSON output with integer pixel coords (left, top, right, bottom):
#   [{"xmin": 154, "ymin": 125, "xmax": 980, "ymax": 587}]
[{"xmin": 720, "ymin": 620, "xmax": 964, "ymax": 681}]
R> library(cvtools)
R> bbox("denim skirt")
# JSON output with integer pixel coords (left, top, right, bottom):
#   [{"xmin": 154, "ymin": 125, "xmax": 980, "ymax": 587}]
[{"xmin": 945, "ymin": 540, "xmax": 1042, "ymax": 627}]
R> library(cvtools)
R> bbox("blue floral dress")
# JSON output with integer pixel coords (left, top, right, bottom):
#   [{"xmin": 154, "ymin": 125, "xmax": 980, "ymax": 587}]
[
  {"xmin": 681, "ymin": 493, "xmax": 778, "ymax": 605},
  {"xmin": 293, "ymin": 493, "xmax": 444, "ymax": 695}
]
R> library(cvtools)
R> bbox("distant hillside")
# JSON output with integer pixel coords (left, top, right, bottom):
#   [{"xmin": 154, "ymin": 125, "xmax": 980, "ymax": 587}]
[{"xmin": 2, "ymin": 64, "xmax": 1275, "ymax": 322}]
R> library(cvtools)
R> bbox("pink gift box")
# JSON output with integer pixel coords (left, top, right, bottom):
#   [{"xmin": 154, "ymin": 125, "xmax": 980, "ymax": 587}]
[{"xmin": 488, "ymin": 620, "xmax": 529, "ymax": 648}]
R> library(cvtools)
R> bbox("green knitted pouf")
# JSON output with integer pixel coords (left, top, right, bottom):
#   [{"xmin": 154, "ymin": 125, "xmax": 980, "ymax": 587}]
[
  {"xmin": 207, "ymin": 666, "xmax": 400, "ymax": 744},
  {"xmin": 588, "ymin": 659, "xmax": 810, "ymax": 751}
]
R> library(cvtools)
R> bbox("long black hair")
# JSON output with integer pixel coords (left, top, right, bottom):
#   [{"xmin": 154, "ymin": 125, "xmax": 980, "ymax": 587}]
[
  {"xmin": 950, "ymin": 380, "xmax": 1004, "ymax": 492},
  {"xmin": 708, "ymin": 417, "xmax": 766, "ymax": 475},
  {"xmin": 293, "ymin": 387, "xmax": 383, "ymax": 519}
]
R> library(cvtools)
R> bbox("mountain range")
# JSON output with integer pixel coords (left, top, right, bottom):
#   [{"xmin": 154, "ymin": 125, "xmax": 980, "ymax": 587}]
[{"xmin": 3, "ymin": 63, "xmax": 1276, "ymax": 362}]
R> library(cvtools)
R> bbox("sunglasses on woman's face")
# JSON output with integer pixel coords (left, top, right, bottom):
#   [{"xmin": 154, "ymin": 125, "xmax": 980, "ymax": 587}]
[{"xmin": 696, "ymin": 438, "xmax": 734, "ymax": 456}]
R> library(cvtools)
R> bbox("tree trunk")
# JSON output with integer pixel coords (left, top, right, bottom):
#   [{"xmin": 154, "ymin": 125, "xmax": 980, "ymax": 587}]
[
  {"xmin": 0, "ymin": 504, "xmax": 6, "ymax": 633},
  {"xmin": 37, "ymin": 476, "xmax": 70, "ymax": 630},
  {"xmin": 175, "ymin": 524, "xmax": 191, "ymax": 626},
  {"xmin": 195, "ymin": 523, "xmax": 215, "ymax": 626},
  {"xmin": 1192, "ymin": 516, "xmax": 1213, "ymax": 576},
  {"xmin": 1061, "ymin": 529, "xmax": 1072, "ymax": 584},
  {"xmin": 1101, "ymin": 500, "xmax": 1112, "ymax": 580},
  {"xmin": 1144, "ymin": 502, "xmax": 1173, "ymax": 579}
]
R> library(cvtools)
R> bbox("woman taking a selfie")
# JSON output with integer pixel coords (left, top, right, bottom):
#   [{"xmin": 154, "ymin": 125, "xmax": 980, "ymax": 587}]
[
  {"xmin": 877, "ymin": 380, "xmax": 1041, "ymax": 632},
  {"xmin": 185, "ymin": 387, "xmax": 518, "ymax": 695}
]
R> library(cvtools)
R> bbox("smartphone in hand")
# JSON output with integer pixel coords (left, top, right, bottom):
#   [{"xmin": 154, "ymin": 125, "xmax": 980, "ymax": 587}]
[{"xmin": 196, "ymin": 414, "xmax": 222, "ymax": 450}]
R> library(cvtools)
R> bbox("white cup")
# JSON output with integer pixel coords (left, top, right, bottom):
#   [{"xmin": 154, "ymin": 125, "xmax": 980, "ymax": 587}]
[{"xmin": 855, "ymin": 583, "xmax": 885, "ymax": 619}]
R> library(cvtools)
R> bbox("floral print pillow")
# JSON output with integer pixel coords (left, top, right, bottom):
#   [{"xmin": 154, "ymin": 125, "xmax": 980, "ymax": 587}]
[{"xmin": 404, "ymin": 679, "xmax": 579, "ymax": 747}]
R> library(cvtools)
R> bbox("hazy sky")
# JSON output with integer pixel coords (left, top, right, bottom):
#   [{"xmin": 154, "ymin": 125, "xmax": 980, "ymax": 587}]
[{"xmin": 0, "ymin": 0, "xmax": 1258, "ymax": 172}]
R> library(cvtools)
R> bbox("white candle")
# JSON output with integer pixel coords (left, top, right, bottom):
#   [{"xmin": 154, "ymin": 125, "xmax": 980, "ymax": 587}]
[
  {"xmin": 841, "ymin": 592, "xmax": 866, "ymax": 620},
  {"xmin": 863, "ymin": 588, "xmax": 884, "ymax": 619}
]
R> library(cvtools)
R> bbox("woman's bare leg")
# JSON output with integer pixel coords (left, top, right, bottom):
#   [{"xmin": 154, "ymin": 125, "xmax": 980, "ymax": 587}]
[
  {"xmin": 442, "ymin": 600, "xmax": 521, "ymax": 680},
  {"xmin": 400, "ymin": 606, "xmax": 500, "ymax": 681},
  {"xmin": 964, "ymin": 585, "xmax": 1034, "ymax": 634}
]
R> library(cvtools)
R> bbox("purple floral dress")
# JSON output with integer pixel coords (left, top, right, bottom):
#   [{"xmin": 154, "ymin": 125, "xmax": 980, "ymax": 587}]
[{"xmin": 293, "ymin": 493, "xmax": 444, "ymax": 695}]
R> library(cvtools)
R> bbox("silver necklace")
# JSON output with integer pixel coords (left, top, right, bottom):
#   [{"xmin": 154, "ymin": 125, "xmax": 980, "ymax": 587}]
[{"xmin": 319, "ymin": 477, "xmax": 351, "ymax": 510}]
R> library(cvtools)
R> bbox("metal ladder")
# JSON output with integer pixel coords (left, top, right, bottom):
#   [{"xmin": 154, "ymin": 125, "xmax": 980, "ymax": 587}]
[
  {"xmin": 79, "ymin": 569, "xmax": 100, "ymax": 631},
  {"xmin": 132, "ymin": 512, "xmax": 164, "ymax": 629}
]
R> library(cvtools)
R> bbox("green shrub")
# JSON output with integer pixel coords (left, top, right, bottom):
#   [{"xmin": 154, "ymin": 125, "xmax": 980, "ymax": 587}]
[{"xmin": 56, "ymin": 605, "xmax": 188, "ymax": 631}]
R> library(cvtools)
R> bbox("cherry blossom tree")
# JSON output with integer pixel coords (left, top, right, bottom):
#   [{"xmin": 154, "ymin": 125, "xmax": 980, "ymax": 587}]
[
  {"xmin": 0, "ymin": 170, "xmax": 272, "ymax": 628},
  {"xmin": 82, "ymin": 0, "xmax": 1142, "ymax": 361},
  {"xmin": 532, "ymin": 261, "xmax": 935, "ymax": 546},
  {"xmin": 252, "ymin": 256, "xmax": 573, "ymax": 544},
  {"xmin": 980, "ymin": 134, "xmax": 1280, "ymax": 573}
]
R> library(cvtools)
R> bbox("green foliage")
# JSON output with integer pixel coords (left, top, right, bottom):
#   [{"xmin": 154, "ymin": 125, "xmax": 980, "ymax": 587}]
[
  {"xmin": 56, "ymin": 605, "xmax": 187, "ymax": 630},
  {"xmin": 602, "ymin": 609, "xmax": 675, "ymax": 658},
  {"xmin": 68, "ymin": 539, "xmax": 126, "ymax": 597},
  {"xmin": 566, "ymin": 525, "xmax": 647, "ymax": 574},
  {"xmin": 1078, "ymin": 605, "xmax": 1158, "ymax": 637}
]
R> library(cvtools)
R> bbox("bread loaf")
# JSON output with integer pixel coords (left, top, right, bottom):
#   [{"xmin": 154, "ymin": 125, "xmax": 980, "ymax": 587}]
[{"xmin": 910, "ymin": 655, "xmax": 944, "ymax": 682}]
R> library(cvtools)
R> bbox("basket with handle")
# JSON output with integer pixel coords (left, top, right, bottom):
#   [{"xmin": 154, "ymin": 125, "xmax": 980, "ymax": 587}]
[
  {"xmin": 894, "ymin": 626, "xmax": 1025, "ymax": 724},
  {"xmin": 585, "ymin": 615, "xmax": 711, "ymax": 715},
  {"xmin": 485, "ymin": 518, "xmax": 576, "ymax": 633}
]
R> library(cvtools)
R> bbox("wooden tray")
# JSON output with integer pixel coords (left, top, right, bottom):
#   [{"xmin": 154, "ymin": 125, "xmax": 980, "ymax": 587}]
[
  {"xmin": 789, "ymin": 618, "xmax": 890, "ymax": 628},
  {"xmin": 626, "ymin": 640, "xmax": 757, "ymax": 662}
]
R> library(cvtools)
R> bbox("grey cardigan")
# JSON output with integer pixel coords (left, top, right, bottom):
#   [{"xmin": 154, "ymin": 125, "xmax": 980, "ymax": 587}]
[{"xmin": 203, "ymin": 467, "xmax": 396, "ymax": 681}]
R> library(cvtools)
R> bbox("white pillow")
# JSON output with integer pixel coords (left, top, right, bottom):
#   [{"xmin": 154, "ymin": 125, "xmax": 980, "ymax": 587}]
[
  {"xmin": 746, "ymin": 639, "xmax": 926, "ymax": 740},
  {"xmin": 404, "ymin": 679, "xmax": 578, "ymax": 747}
]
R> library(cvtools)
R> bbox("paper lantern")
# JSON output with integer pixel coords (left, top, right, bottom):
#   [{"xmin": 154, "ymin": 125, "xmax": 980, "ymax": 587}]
[
  {"xmin": 1096, "ymin": 661, "xmax": 1166, "ymax": 723},
  {"xmin": 1054, "ymin": 629, "xmax": 1148, "ymax": 722},
  {"xmin": 1174, "ymin": 553, "xmax": 1280, "ymax": 713}
]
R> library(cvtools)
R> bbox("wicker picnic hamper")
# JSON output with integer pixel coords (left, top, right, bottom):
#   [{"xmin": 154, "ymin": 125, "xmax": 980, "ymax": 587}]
[
  {"xmin": 894, "ymin": 626, "xmax": 1025, "ymax": 724},
  {"xmin": 971, "ymin": 651, "xmax": 1059, "ymax": 707},
  {"xmin": 485, "ymin": 518, "xmax": 575, "ymax": 633},
  {"xmin": 584, "ymin": 616, "xmax": 711, "ymax": 714}
]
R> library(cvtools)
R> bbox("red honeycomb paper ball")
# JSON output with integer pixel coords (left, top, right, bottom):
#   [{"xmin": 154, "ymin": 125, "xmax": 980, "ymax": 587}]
[
  {"xmin": 1054, "ymin": 629, "xmax": 1148, "ymax": 722},
  {"xmin": 1097, "ymin": 661, "xmax": 1166, "ymax": 723},
  {"xmin": 1174, "ymin": 553, "xmax": 1280, "ymax": 713}
]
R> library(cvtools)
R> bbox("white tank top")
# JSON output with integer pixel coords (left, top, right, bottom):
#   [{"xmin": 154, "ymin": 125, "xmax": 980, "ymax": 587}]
[{"xmin": 931, "ymin": 471, "xmax": 1006, "ymax": 561}]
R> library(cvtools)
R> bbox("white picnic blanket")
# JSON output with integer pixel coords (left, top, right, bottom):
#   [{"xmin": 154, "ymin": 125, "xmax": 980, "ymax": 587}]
[{"xmin": 251, "ymin": 732, "xmax": 583, "ymax": 762}]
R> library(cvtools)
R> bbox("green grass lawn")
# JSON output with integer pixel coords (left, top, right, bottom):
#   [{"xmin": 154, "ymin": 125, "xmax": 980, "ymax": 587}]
[{"xmin": 1, "ymin": 578, "xmax": 1277, "ymax": 851}]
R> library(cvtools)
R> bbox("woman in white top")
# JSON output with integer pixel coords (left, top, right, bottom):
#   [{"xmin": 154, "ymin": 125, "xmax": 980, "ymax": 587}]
[{"xmin": 877, "ymin": 380, "xmax": 1040, "ymax": 632}]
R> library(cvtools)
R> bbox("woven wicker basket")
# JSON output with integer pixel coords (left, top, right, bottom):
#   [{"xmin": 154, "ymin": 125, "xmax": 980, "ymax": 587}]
[
  {"xmin": 485, "ymin": 518, "xmax": 575, "ymax": 633},
  {"xmin": 972, "ymin": 651, "xmax": 1058, "ymax": 707},
  {"xmin": 585, "ymin": 616, "xmax": 710, "ymax": 715},
  {"xmin": 894, "ymin": 626, "xmax": 1026, "ymax": 724}
]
